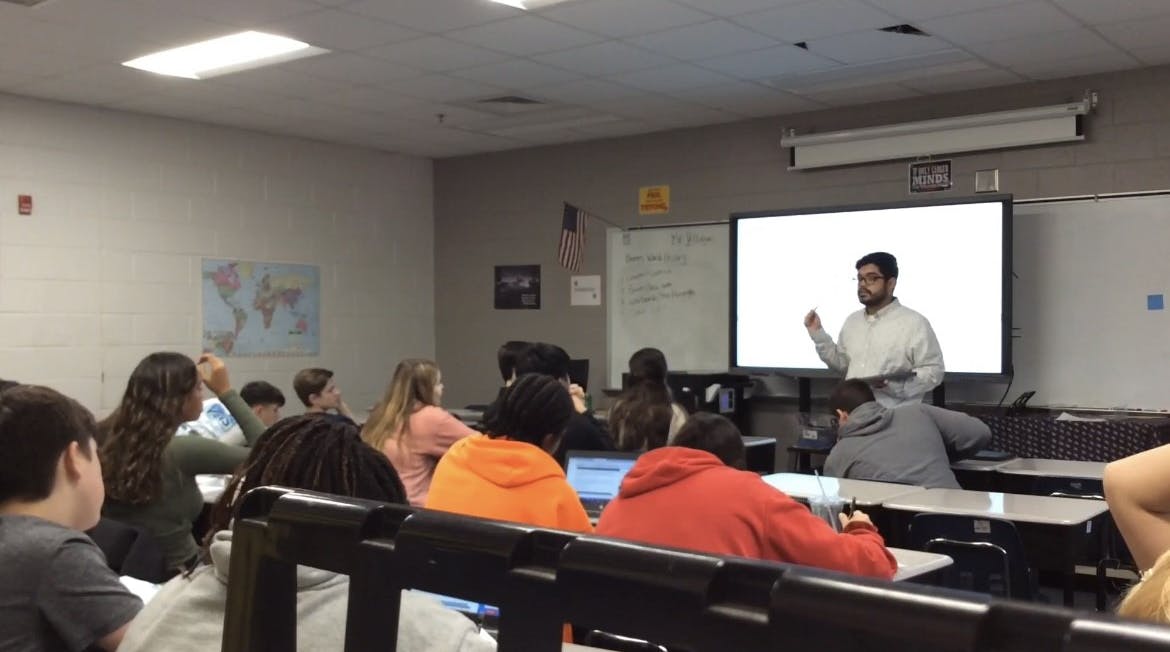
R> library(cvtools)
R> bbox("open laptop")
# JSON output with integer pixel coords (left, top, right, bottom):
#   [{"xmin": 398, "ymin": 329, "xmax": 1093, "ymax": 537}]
[
  {"xmin": 564, "ymin": 450, "xmax": 640, "ymax": 518},
  {"xmin": 414, "ymin": 591, "xmax": 499, "ymax": 634}
]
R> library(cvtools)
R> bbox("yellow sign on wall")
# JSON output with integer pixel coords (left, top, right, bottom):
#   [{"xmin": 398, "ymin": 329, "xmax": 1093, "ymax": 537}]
[{"xmin": 638, "ymin": 185, "xmax": 670, "ymax": 215}]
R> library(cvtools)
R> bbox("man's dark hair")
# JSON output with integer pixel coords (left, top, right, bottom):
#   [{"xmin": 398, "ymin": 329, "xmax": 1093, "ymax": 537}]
[
  {"xmin": 240, "ymin": 381, "xmax": 285, "ymax": 408},
  {"xmin": 497, "ymin": 341, "xmax": 530, "ymax": 382},
  {"xmin": 829, "ymin": 379, "xmax": 877, "ymax": 414},
  {"xmin": 483, "ymin": 373, "xmax": 573, "ymax": 446},
  {"xmin": 672, "ymin": 413, "xmax": 746, "ymax": 470},
  {"xmin": 856, "ymin": 252, "xmax": 899, "ymax": 279},
  {"xmin": 293, "ymin": 368, "xmax": 333, "ymax": 407},
  {"xmin": 514, "ymin": 342, "xmax": 571, "ymax": 380},
  {"xmin": 0, "ymin": 385, "xmax": 98, "ymax": 503},
  {"xmin": 0, "ymin": 378, "xmax": 19, "ymax": 394}
]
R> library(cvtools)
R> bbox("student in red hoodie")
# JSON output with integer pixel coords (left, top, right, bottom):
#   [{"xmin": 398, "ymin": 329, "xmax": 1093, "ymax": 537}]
[
  {"xmin": 425, "ymin": 374, "xmax": 592, "ymax": 534},
  {"xmin": 596, "ymin": 414, "xmax": 896, "ymax": 579}
]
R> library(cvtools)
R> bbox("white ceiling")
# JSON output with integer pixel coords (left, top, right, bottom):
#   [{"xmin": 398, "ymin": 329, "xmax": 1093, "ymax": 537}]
[{"xmin": 0, "ymin": 0, "xmax": 1165, "ymax": 158}]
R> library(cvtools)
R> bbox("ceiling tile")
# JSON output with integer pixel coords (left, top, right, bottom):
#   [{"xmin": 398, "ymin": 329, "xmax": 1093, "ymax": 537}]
[
  {"xmin": 1130, "ymin": 45, "xmax": 1170, "ymax": 66},
  {"xmin": 571, "ymin": 119, "xmax": 654, "ymax": 138},
  {"xmin": 900, "ymin": 68, "xmax": 1025, "ymax": 94},
  {"xmin": 802, "ymin": 82, "xmax": 921, "ymax": 106},
  {"xmin": 768, "ymin": 50, "xmax": 974, "ymax": 91},
  {"xmin": 806, "ymin": 30, "xmax": 953, "ymax": 64},
  {"xmin": 282, "ymin": 52, "xmax": 424, "ymax": 85},
  {"xmin": 734, "ymin": 0, "xmax": 898, "ymax": 42},
  {"xmin": 382, "ymin": 74, "xmax": 507, "ymax": 102},
  {"xmin": 667, "ymin": 80, "xmax": 825, "ymax": 117},
  {"xmin": 323, "ymin": 85, "xmax": 428, "ymax": 112},
  {"xmin": 532, "ymin": 42, "xmax": 676, "ymax": 76},
  {"xmin": 670, "ymin": 0, "xmax": 807, "ymax": 18},
  {"xmin": 1010, "ymin": 50, "xmax": 1142, "ymax": 80},
  {"xmin": 1097, "ymin": 14, "xmax": 1170, "ymax": 50},
  {"xmin": 111, "ymin": 0, "xmax": 320, "ymax": 28},
  {"xmin": 346, "ymin": 0, "xmax": 521, "ymax": 33},
  {"xmin": 528, "ymin": 78, "xmax": 643, "ymax": 104},
  {"xmin": 262, "ymin": 8, "xmax": 423, "ymax": 51},
  {"xmin": 696, "ymin": 45, "xmax": 838, "ymax": 80},
  {"xmin": 626, "ymin": 20, "xmax": 780, "ymax": 60},
  {"xmin": 608, "ymin": 63, "xmax": 737, "ymax": 93},
  {"xmin": 920, "ymin": 2, "xmax": 1081, "ymax": 46},
  {"xmin": 390, "ymin": 102, "xmax": 500, "ymax": 126},
  {"xmin": 446, "ymin": 15, "xmax": 604, "ymax": 56},
  {"xmin": 540, "ymin": 0, "xmax": 710, "ymax": 38},
  {"xmin": 451, "ymin": 59, "xmax": 584, "ymax": 88},
  {"xmin": 364, "ymin": 36, "xmax": 510, "ymax": 72},
  {"xmin": 214, "ymin": 66, "xmax": 354, "ymax": 98},
  {"xmin": 863, "ymin": 0, "xmax": 1019, "ymax": 21},
  {"xmin": 965, "ymin": 29, "xmax": 1121, "ymax": 67},
  {"xmin": 1053, "ymin": 0, "xmax": 1170, "ymax": 25}
]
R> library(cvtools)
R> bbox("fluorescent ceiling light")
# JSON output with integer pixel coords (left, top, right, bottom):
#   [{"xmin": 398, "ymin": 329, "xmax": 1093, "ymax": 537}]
[
  {"xmin": 487, "ymin": 0, "xmax": 575, "ymax": 9},
  {"xmin": 123, "ymin": 31, "xmax": 328, "ymax": 79}
]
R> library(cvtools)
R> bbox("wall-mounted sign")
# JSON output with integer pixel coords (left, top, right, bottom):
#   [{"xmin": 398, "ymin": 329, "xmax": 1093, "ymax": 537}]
[
  {"xmin": 909, "ymin": 160, "xmax": 952, "ymax": 193},
  {"xmin": 638, "ymin": 185, "xmax": 670, "ymax": 214}
]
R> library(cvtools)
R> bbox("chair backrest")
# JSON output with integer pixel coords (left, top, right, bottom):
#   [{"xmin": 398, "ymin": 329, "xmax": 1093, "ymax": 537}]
[
  {"xmin": 86, "ymin": 517, "xmax": 169, "ymax": 583},
  {"xmin": 908, "ymin": 513, "xmax": 1033, "ymax": 600}
]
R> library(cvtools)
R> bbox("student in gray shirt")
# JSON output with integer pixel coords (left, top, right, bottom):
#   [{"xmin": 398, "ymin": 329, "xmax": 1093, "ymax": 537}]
[
  {"xmin": 824, "ymin": 379, "xmax": 991, "ymax": 489},
  {"xmin": 0, "ymin": 385, "xmax": 142, "ymax": 651}
]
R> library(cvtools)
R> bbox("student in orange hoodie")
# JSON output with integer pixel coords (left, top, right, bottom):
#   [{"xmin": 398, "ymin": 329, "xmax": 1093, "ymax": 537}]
[
  {"xmin": 425, "ymin": 373, "xmax": 592, "ymax": 534},
  {"xmin": 362, "ymin": 359, "xmax": 478, "ymax": 507},
  {"xmin": 596, "ymin": 414, "xmax": 896, "ymax": 579}
]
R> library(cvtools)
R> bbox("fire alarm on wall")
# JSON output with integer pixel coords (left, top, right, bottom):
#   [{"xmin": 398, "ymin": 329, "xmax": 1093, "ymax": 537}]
[{"xmin": 17, "ymin": 195, "xmax": 32, "ymax": 215}]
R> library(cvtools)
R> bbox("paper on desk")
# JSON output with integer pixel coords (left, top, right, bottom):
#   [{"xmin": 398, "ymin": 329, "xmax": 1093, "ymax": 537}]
[
  {"xmin": 1055, "ymin": 412, "xmax": 1106, "ymax": 422},
  {"xmin": 120, "ymin": 576, "xmax": 162, "ymax": 603}
]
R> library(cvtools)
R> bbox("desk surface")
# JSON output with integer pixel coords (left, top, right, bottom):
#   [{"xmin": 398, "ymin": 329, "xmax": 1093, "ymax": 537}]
[
  {"xmin": 448, "ymin": 408, "xmax": 483, "ymax": 422},
  {"xmin": 951, "ymin": 458, "xmax": 1014, "ymax": 472},
  {"xmin": 197, "ymin": 474, "xmax": 228, "ymax": 504},
  {"xmin": 995, "ymin": 458, "xmax": 1106, "ymax": 480},
  {"xmin": 881, "ymin": 488, "xmax": 1108, "ymax": 526},
  {"xmin": 889, "ymin": 547, "xmax": 953, "ymax": 581},
  {"xmin": 761, "ymin": 473, "xmax": 926, "ymax": 507},
  {"xmin": 742, "ymin": 435, "xmax": 776, "ymax": 447}
]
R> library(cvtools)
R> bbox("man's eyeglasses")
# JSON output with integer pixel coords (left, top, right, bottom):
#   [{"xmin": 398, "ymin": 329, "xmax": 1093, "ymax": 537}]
[{"xmin": 854, "ymin": 274, "xmax": 886, "ymax": 285}]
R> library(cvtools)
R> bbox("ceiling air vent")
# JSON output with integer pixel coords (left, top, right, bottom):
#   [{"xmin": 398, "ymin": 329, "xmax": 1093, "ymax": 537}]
[{"xmin": 878, "ymin": 24, "xmax": 929, "ymax": 36}]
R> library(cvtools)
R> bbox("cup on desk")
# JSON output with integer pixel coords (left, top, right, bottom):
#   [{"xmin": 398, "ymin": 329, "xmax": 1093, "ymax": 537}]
[{"xmin": 808, "ymin": 495, "xmax": 845, "ymax": 532}]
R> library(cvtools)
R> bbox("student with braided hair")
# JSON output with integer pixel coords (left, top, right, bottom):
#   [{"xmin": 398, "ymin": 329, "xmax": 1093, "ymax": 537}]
[
  {"xmin": 426, "ymin": 373, "xmax": 592, "ymax": 534},
  {"xmin": 119, "ymin": 415, "xmax": 495, "ymax": 652}
]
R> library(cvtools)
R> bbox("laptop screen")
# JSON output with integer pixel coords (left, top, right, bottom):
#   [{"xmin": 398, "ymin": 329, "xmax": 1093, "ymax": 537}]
[{"xmin": 565, "ymin": 452, "xmax": 639, "ymax": 508}]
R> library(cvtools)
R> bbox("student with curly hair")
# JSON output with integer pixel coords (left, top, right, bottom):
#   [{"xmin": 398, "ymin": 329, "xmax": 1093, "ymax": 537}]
[
  {"xmin": 99, "ymin": 352, "xmax": 265, "ymax": 572},
  {"xmin": 119, "ymin": 415, "xmax": 494, "ymax": 652}
]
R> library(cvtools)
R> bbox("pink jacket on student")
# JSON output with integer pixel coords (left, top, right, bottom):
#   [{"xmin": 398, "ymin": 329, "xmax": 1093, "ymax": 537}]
[{"xmin": 382, "ymin": 405, "xmax": 479, "ymax": 507}]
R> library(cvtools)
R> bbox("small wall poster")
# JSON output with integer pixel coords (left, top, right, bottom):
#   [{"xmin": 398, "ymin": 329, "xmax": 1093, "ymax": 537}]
[
  {"xmin": 909, "ymin": 160, "xmax": 953, "ymax": 193},
  {"xmin": 494, "ymin": 265, "xmax": 541, "ymax": 310},
  {"xmin": 571, "ymin": 275, "xmax": 601, "ymax": 306}
]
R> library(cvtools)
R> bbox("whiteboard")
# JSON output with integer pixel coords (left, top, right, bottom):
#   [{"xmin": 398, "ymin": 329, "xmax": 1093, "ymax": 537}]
[
  {"xmin": 606, "ymin": 225, "xmax": 729, "ymax": 388},
  {"xmin": 1004, "ymin": 195, "xmax": 1170, "ymax": 410}
]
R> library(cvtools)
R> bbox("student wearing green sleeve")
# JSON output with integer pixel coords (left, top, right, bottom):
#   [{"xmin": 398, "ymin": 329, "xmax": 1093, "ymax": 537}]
[{"xmin": 99, "ymin": 352, "xmax": 265, "ymax": 573}]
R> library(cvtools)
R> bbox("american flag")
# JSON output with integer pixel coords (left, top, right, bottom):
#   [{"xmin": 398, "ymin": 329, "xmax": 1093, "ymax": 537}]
[{"xmin": 558, "ymin": 203, "xmax": 588, "ymax": 272}]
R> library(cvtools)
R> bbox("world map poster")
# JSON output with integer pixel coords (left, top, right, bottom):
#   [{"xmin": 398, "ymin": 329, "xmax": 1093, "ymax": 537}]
[{"xmin": 202, "ymin": 259, "xmax": 320, "ymax": 357}]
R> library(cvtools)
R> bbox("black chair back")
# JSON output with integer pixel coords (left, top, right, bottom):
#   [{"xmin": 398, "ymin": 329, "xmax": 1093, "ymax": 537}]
[
  {"xmin": 908, "ymin": 513, "xmax": 1034, "ymax": 599},
  {"xmin": 86, "ymin": 518, "xmax": 168, "ymax": 583}
]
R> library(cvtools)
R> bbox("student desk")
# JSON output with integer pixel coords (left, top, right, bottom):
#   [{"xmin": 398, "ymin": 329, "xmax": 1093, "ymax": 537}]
[
  {"xmin": 996, "ymin": 458, "xmax": 1106, "ymax": 481},
  {"xmin": 761, "ymin": 473, "xmax": 925, "ymax": 507},
  {"xmin": 742, "ymin": 435, "xmax": 777, "ymax": 474},
  {"xmin": 889, "ymin": 547, "xmax": 954, "ymax": 582},
  {"xmin": 881, "ymin": 489, "xmax": 1108, "ymax": 605},
  {"xmin": 449, "ymin": 408, "xmax": 484, "ymax": 427},
  {"xmin": 951, "ymin": 457, "xmax": 1015, "ymax": 491}
]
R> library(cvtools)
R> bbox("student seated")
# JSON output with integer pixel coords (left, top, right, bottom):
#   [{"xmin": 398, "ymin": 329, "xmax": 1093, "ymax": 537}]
[
  {"xmin": 497, "ymin": 340, "xmax": 530, "ymax": 389},
  {"xmin": 425, "ymin": 373, "xmax": 592, "ymax": 534},
  {"xmin": 0, "ymin": 385, "xmax": 143, "ymax": 651},
  {"xmin": 239, "ymin": 380, "xmax": 285, "ymax": 427},
  {"xmin": 118, "ymin": 415, "xmax": 494, "ymax": 652},
  {"xmin": 609, "ymin": 347, "xmax": 688, "ymax": 451},
  {"xmin": 823, "ymin": 379, "xmax": 990, "ymax": 489},
  {"xmin": 1105, "ymin": 443, "xmax": 1170, "ymax": 574},
  {"xmin": 293, "ymin": 367, "xmax": 355, "ymax": 421},
  {"xmin": 596, "ymin": 413, "xmax": 896, "ymax": 579},
  {"xmin": 1118, "ymin": 549, "xmax": 1170, "ymax": 623},
  {"xmin": 100, "ymin": 353, "xmax": 266, "ymax": 573},
  {"xmin": 362, "ymin": 359, "xmax": 478, "ymax": 507},
  {"xmin": 513, "ymin": 342, "xmax": 614, "ymax": 465}
]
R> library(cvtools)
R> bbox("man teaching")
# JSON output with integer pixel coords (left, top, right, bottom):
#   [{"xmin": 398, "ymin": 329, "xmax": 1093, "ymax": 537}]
[{"xmin": 804, "ymin": 252, "xmax": 944, "ymax": 407}]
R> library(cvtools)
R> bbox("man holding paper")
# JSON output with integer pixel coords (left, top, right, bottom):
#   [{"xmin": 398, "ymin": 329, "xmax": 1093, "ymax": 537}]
[{"xmin": 804, "ymin": 252, "xmax": 944, "ymax": 407}]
